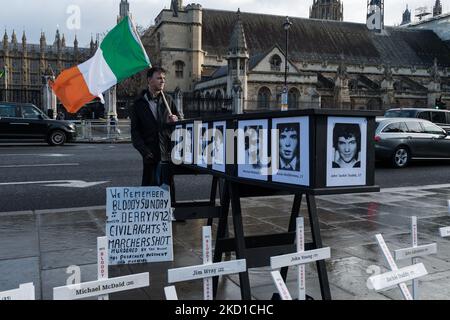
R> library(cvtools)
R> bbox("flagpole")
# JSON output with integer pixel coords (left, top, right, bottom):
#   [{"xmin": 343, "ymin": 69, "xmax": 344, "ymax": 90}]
[{"xmin": 161, "ymin": 91, "xmax": 173, "ymax": 116}]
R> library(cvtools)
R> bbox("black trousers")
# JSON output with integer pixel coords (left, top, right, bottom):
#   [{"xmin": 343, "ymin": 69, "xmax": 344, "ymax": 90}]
[
  {"xmin": 141, "ymin": 160, "xmax": 171, "ymax": 187},
  {"xmin": 142, "ymin": 161, "xmax": 158, "ymax": 186}
]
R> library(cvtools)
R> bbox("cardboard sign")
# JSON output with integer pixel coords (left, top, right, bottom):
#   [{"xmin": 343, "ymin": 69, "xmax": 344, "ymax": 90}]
[
  {"xmin": 369, "ymin": 263, "xmax": 428, "ymax": 291},
  {"xmin": 168, "ymin": 260, "xmax": 247, "ymax": 283},
  {"xmin": 53, "ymin": 272, "xmax": 149, "ymax": 300},
  {"xmin": 106, "ymin": 187, "xmax": 173, "ymax": 265},
  {"xmin": 0, "ymin": 283, "xmax": 35, "ymax": 300},
  {"xmin": 271, "ymin": 271, "xmax": 292, "ymax": 300},
  {"xmin": 270, "ymin": 247, "xmax": 331, "ymax": 269}
]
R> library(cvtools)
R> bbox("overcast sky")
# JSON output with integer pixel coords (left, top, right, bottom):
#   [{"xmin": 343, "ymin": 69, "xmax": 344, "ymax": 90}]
[{"xmin": 1, "ymin": 0, "xmax": 448, "ymax": 48}]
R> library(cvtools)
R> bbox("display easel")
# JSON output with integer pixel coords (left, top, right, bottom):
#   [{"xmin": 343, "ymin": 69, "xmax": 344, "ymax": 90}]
[
  {"xmin": 169, "ymin": 109, "xmax": 381, "ymax": 300},
  {"xmin": 212, "ymin": 180, "xmax": 331, "ymax": 300},
  {"xmin": 170, "ymin": 166, "xmax": 220, "ymax": 226}
]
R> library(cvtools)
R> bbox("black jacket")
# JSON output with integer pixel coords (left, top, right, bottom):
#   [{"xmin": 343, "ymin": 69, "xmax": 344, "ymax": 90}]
[{"xmin": 130, "ymin": 90, "xmax": 180, "ymax": 163}]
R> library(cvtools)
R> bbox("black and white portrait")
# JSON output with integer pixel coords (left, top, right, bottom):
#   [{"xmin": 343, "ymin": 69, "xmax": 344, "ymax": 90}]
[
  {"xmin": 196, "ymin": 123, "xmax": 209, "ymax": 168},
  {"xmin": 327, "ymin": 117, "xmax": 367, "ymax": 187},
  {"xmin": 212, "ymin": 122, "xmax": 226, "ymax": 172},
  {"xmin": 278, "ymin": 123, "xmax": 300, "ymax": 171},
  {"xmin": 332, "ymin": 124, "xmax": 361, "ymax": 169},
  {"xmin": 184, "ymin": 124, "xmax": 193, "ymax": 164},
  {"xmin": 238, "ymin": 119, "xmax": 268, "ymax": 181},
  {"xmin": 244, "ymin": 125, "xmax": 263, "ymax": 169},
  {"xmin": 271, "ymin": 117, "xmax": 310, "ymax": 186},
  {"xmin": 173, "ymin": 125, "xmax": 183, "ymax": 163}
]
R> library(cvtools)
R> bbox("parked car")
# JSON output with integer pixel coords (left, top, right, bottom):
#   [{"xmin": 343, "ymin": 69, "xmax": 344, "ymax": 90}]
[
  {"xmin": 0, "ymin": 102, "xmax": 76, "ymax": 146},
  {"xmin": 384, "ymin": 108, "xmax": 450, "ymax": 133},
  {"xmin": 375, "ymin": 117, "xmax": 450, "ymax": 168}
]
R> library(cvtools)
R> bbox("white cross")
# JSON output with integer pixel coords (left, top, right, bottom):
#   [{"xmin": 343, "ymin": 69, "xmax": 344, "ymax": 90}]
[
  {"xmin": 167, "ymin": 226, "xmax": 247, "ymax": 300},
  {"xmin": 394, "ymin": 217, "xmax": 437, "ymax": 300},
  {"xmin": 369, "ymin": 234, "xmax": 428, "ymax": 300},
  {"xmin": 270, "ymin": 217, "xmax": 330, "ymax": 300},
  {"xmin": 0, "ymin": 283, "xmax": 35, "ymax": 300},
  {"xmin": 164, "ymin": 286, "xmax": 178, "ymax": 300},
  {"xmin": 53, "ymin": 236, "xmax": 150, "ymax": 300},
  {"xmin": 439, "ymin": 200, "xmax": 450, "ymax": 237},
  {"xmin": 97, "ymin": 237, "xmax": 109, "ymax": 300}
]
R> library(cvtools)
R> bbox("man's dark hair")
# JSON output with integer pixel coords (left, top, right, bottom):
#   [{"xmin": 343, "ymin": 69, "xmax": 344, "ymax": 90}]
[
  {"xmin": 278, "ymin": 123, "xmax": 299, "ymax": 135},
  {"xmin": 333, "ymin": 123, "xmax": 361, "ymax": 153},
  {"xmin": 147, "ymin": 66, "xmax": 166, "ymax": 79}
]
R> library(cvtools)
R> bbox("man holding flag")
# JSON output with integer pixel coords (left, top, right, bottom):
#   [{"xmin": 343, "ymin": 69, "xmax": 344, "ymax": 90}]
[
  {"xmin": 130, "ymin": 67, "xmax": 180, "ymax": 187},
  {"xmin": 50, "ymin": 15, "xmax": 180, "ymax": 186}
]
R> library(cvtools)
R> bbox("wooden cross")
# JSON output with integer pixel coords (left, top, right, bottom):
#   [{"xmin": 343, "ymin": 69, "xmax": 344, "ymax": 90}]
[
  {"xmin": 439, "ymin": 200, "xmax": 450, "ymax": 237},
  {"xmin": 53, "ymin": 237, "xmax": 149, "ymax": 300},
  {"xmin": 0, "ymin": 283, "xmax": 35, "ymax": 300},
  {"xmin": 270, "ymin": 217, "xmax": 330, "ymax": 300},
  {"xmin": 394, "ymin": 217, "xmax": 437, "ymax": 300},
  {"xmin": 167, "ymin": 226, "xmax": 247, "ymax": 300},
  {"xmin": 369, "ymin": 234, "xmax": 428, "ymax": 300}
]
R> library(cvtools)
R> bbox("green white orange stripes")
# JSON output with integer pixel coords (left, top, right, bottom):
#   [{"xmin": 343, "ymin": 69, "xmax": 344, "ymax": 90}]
[{"xmin": 51, "ymin": 16, "xmax": 150, "ymax": 114}]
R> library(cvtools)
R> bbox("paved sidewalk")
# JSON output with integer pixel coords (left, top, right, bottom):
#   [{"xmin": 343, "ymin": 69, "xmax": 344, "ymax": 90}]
[{"xmin": 1, "ymin": 184, "xmax": 450, "ymax": 300}]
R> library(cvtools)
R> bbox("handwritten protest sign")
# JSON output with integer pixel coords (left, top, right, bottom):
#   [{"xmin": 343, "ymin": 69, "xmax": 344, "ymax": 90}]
[{"xmin": 106, "ymin": 187, "xmax": 173, "ymax": 265}]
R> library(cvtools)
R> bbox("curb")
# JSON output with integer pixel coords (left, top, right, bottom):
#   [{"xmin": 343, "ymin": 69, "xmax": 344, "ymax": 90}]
[{"xmin": 34, "ymin": 205, "xmax": 106, "ymax": 215}]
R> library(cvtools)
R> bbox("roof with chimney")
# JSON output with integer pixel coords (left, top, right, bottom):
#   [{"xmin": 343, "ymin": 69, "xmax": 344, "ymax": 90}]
[{"xmin": 201, "ymin": 9, "xmax": 450, "ymax": 68}]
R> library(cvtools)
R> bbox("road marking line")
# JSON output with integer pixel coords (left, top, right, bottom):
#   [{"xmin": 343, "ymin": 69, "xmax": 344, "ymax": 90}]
[
  {"xmin": 0, "ymin": 180, "xmax": 108, "ymax": 188},
  {"xmin": 0, "ymin": 163, "xmax": 79, "ymax": 168},
  {"xmin": 0, "ymin": 154, "xmax": 73, "ymax": 157}
]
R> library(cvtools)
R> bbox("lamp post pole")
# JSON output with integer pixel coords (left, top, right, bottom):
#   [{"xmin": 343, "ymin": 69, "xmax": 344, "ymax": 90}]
[{"xmin": 282, "ymin": 16, "xmax": 292, "ymax": 111}]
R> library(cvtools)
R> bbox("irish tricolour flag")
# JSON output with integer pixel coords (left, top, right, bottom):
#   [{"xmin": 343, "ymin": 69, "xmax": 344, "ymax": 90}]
[{"xmin": 51, "ymin": 16, "xmax": 150, "ymax": 113}]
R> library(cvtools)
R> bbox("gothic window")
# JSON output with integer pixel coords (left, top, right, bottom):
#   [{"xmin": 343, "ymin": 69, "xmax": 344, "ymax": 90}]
[
  {"xmin": 257, "ymin": 87, "xmax": 271, "ymax": 110},
  {"xmin": 30, "ymin": 60, "xmax": 39, "ymax": 72},
  {"xmin": 175, "ymin": 60, "xmax": 185, "ymax": 78},
  {"xmin": 231, "ymin": 60, "xmax": 237, "ymax": 70},
  {"xmin": 288, "ymin": 88, "xmax": 300, "ymax": 109},
  {"xmin": 270, "ymin": 55, "xmax": 282, "ymax": 71},
  {"xmin": 239, "ymin": 59, "xmax": 246, "ymax": 75}
]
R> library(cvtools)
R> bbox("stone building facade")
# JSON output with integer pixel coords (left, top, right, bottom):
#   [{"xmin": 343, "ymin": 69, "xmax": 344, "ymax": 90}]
[
  {"xmin": 0, "ymin": 30, "xmax": 95, "ymax": 106},
  {"xmin": 142, "ymin": 2, "xmax": 450, "ymax": 114},
  {"xmin": 309, "ymin": 0, "xmax": 344, "ymax": 21}
]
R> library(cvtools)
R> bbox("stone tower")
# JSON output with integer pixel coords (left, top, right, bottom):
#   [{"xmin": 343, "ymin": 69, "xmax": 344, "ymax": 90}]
[
  {"xmin": 170, "ymin": 0, "xmax": 183, "ymax": 16},
  {"xmin": 309, "ymin": 0, "xmax": 343, "ymax": 21},
  {"xmin": 150, "ymin": 2, "xmax": 203, "ymax": 92},
  {"xmin": 226, "ymin": 9, "xmax": 249, "ymax": 113},
  {"xmin": 433, "ymin": 0, "xmax": 442, "ymax": 17},
  {"xmin": 401, "ymin": 5, "xmax": 411, "ymax": 25}
]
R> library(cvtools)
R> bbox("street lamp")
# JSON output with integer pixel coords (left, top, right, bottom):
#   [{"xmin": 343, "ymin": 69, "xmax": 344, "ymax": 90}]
[{"xmin": 282, "ymin": 16, "xmax": 292, "ymax": 111}]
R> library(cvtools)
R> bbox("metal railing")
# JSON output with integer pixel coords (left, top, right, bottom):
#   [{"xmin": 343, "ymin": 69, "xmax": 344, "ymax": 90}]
[{"xmin": 72, "ymin": 120, "xmax": 131, "ymax": 143}]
